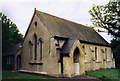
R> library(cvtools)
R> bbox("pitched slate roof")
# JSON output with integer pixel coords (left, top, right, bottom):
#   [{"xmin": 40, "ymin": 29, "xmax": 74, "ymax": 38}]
[
  {"xmin": 61, "ymin": 39, "xmax": 76, "ymax": 55},
  {"xmin": 22, "ymin": 9, "xmax": 110, "ymax": 46},
  {"xmin": 3, "ymin": 43, "xmax": 21, "ymax": 56},
  {"xmin": 35, "ymin": 10, "xmax": 109, "ymax": 46}
]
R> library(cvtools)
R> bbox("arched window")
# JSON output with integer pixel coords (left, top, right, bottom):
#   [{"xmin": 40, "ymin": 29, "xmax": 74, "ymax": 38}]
[
  {"xmin": 105, "ymin": 48, "xmax": 107, "ymax": 60},
  {"xmin": 34, "ymin": 22, "xmax": 37, "ymax": 26},
  {"xmin": 34, "ymin": 33, "xmax": 37, "ymax": 60},
  {"xmin": 73, "ymin": 47, "xmax": 80, "ymax": 63},
  {"xmin": 39, "ymin": 38, "xmax": 42, "ymax": 60},
  {"xmin": 82, "ymin": 45, "xmax": 85, "ymax": 49},
  {"xmin": 82, "ymin": 45, "xmax": 86, "ymax": 55},
  {"xmin": 95, "ymin": 47, "xmax": 97, "ymax": 60},
  {"xmin": 29, "ymin": 41, "xmax": 33, "ymax": 60}
]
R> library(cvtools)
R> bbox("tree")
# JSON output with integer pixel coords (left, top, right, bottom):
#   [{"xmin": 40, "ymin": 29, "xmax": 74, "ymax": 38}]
[
  {"xmin": 0, "ymin": 12, "xmax": 23, "ymax": 53},
  {"xmin": 89, "ymin": 2, "xmax": 120, "ymax": 67},
  {"xmin": 89, "ymin": 2, "xmax": 120, "ymax": 39},
  {"xmin": 110, "ymin": 39, "xmax": 120, "ymax": 67}
]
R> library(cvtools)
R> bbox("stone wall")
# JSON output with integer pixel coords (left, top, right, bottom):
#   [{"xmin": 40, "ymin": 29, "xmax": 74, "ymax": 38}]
[
  {"xmin": 62, "ymin": 40, "xmax": 85, "ymax": 77},
  {"xmin": 21, "ymin": 13, "xmax": 61, "ymax": 75},
  {"xmin": 81, "ymin": 43, "xmax": 115, "ymax": 71},
  {"xmin": 62, "ymin": 41, "xmax": 115, "ymax": 77},
  {"xmin": 21, "ymin": 12, "xmax": 115, "ymax": 77}
]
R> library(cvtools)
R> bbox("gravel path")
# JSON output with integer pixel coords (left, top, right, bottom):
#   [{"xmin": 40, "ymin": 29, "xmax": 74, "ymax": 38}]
[{"xmin": 18, "ymin": 71, "xmax": 102, "ymax": 81}]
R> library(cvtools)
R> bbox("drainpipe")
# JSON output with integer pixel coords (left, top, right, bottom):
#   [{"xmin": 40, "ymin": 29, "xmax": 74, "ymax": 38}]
[{"xmin": 60, "ymin": 53, "xmax": 63, "ymax": 75}]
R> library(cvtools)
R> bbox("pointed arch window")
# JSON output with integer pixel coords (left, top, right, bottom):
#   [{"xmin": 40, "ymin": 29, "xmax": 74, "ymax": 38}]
[
  {"xmin": 34, "ymin": 33, "xmax": 37, "ymax": 60},
  {"xmin": 95, "ymin": 47, "xmax": 97, "ymax": 60},
  {"xmin": 82, "ymin": 45, "xmax": 85, "ymax": 50},
  {"xmin": 82, "ymin": 45, "xmax": 86, "ymax": 55},
  {"xmin": 29, "ymin": 41, "xmax": 33, "ymax": 60},
  {"xmin": 105, "ymin": 48, "xmax": 107, "ymax": 60},
  {"xmin": 39, "ymin": 38, "xmax": 43, "ymax": 60},
  {"xmin": 73, "ymin": 47, "xmax": 80, "ymax": 63}
]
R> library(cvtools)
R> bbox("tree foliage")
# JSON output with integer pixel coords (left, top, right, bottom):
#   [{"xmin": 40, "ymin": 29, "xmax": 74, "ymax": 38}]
[
  {"xmin": 1, "ymin": 12, "xmax": 23, "ymax": 53},
  {"xmin": 89, "ymin": 2, "xmax": 120, "ymax": 39},
  {"xmin": 111, "ymin": 39, "xmax": 120, "ymax": 67},
  {"xmin": 89, "ymin": 2, "xmax": 120, "ymax": 67}
]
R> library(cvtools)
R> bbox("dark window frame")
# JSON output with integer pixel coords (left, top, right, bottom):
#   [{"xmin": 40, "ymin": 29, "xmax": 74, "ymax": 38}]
[
  {"xmin": 39, "ymin": 38, "xmax": 43, "ymax": 60},
  {"xmin": 34, "ymin": 33, "xmax": 37, "ymax": 60},
  {"xmin": 95, "ymin": 47, "xmax": 97, "ymax": 60},
  {"xmin": 29, "ymin": 41, "xmax": 33, "ymax": 60},
  {"xmin": 34, "ymin": 22, "xmax": 37, "ymax": 26},
  {"xmin": 105, "ymin": 48, "xmax": 107, "ymax": 60}
]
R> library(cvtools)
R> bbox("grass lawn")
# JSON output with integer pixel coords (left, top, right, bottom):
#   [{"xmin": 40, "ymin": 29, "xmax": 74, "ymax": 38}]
[
  {"xmin": 2, "ymin": 71, "xmax": 56, "ymax": 81},
  {"xmin": 85, "ymin": 68, "xmax": 120, "ymax": 81}
]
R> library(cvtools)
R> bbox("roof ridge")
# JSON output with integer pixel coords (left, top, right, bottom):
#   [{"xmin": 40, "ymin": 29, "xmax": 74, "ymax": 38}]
[
  {"xmin": 36, "ymin": 10, "xmax": 91, "ymax": 29},
  {"xmin": 35, "ymin": 9, "xmax": 109, "ymax": 46},
  {"xmin": 21, "ymin": 9, "xmax": 109, "ymax": 46}
]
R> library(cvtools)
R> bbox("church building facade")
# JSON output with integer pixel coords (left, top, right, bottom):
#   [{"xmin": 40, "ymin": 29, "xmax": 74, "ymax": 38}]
[{"xmin": 21, "ymin": 9, "xmax": 115, "ymax": 77}]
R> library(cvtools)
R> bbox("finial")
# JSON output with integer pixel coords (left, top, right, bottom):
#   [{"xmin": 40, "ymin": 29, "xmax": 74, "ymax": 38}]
[
  {"xmin": 34, "ymin": 8, "xmax": 36, "ymax": 12},
  {"xmin": 76, "ymin": 36, "xmax": 79, "ymax": 40}
]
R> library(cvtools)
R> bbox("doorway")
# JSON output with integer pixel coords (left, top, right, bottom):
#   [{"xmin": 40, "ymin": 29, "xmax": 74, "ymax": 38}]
[
  {"xmin": 17, "ymin": 55, "xmax": 21, "ymax": 70},
  {"xmin": 73, "ymin": 47, "xmax": 80, "ymax": 74}
]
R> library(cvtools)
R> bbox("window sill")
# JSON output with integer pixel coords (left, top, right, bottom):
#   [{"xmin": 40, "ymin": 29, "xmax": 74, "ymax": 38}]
[
  {"xmin": 29, "ymin": 62, "xmax": 43, "ymax": 65},
  {"xmin": 84, "ymin": 61, "xmax": 91, "ymax": 63},
  {"xmin": 95, "ymin": 61, "xmax": 101, "ymax": 63},
  {"xmin": 106, "ymin": 60, "xmax": 112, "ymax": 62}
]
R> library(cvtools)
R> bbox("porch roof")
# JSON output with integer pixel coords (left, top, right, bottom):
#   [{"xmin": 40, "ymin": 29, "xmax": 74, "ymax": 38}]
[
  {"xmin": 3, "ymin": 43, "xmax": 21, "ymax": 56},
  {"xmin": 61, "ymin": 39, "xmax": 76, "ymax": 56}
]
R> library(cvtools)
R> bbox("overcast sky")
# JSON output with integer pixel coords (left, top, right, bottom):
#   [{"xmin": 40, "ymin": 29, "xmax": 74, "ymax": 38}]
[{"xmin": 0, "ymin": 0, "xmax": 113, "ymax": 43}]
